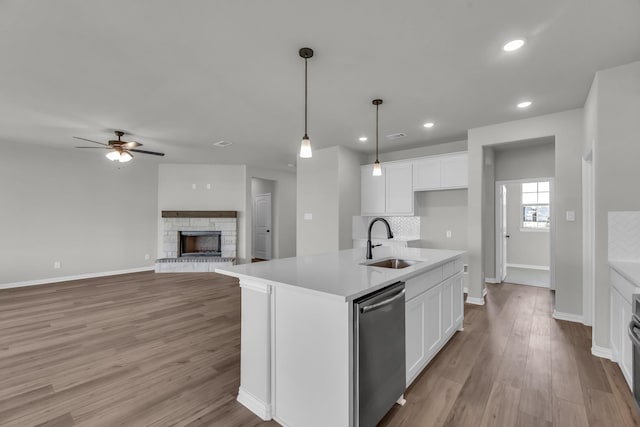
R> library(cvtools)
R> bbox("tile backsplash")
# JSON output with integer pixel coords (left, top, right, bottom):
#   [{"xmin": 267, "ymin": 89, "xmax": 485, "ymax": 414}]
[
  {"xmin": 353, "ymin": 216, "xmax": 420, "ymax": 239},
  {"xmin": 608, "ymin": 211, "xmax": 640, "ymax": 261}
]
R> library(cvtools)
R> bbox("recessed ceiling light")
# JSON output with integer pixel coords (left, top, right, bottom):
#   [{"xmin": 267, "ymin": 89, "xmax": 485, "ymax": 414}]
[
  {"xmin": 359, "ymin": 136, "xmax": 368, "ymax": 142},
  {"xmin": 423, "ymin": 122, "xmax": 435, "ymax": 128},
  {"xmin": 213, "ymin": 140, "xmax": 233, "ymax": 147},
  {"xmin": 517, "ymin": 101, "xmax": 532, "ymax": 108},
  {"xmin": 503, "ymin": 39, "xmax": 525, "ymax": 52}
]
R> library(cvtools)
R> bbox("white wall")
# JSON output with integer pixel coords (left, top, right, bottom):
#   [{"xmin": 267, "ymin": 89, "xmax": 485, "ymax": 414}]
[
  {"xmin": 415, "ymin": 189, "xmax": 468, "ymax": 251},
  {"xmin": 1, "ymin": 141, "xmax": 158, "ymax": 285},
  {"xmin": 297, "ymin": 146, "xmax": 365, "ymax": 256},
  {"xmin": 468, "ymin": 109, "xmax": 583, "ymax": 316},
  {"xmin": 339, "ymin": 147, "xmax": 364, "ymax": 250},
  {"xmin": 246, "ymin": 166, "xmax": 297, "ymax": 260},
  {"xmin": 505, "ymin": 182, "xmax": 550, "ymax": 267},
  {"xmin": 589, "ymin": 61, "xmax": 640, "ymax": 350},
  {"xmin": 157, "ymin": 164, "xmax": 247, "ymax": 262}
]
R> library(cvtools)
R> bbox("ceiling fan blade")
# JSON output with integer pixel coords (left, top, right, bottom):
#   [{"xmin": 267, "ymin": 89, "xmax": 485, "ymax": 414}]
[
  {"xmin": 75, "ymin": 146, "xmax": 111, "ymax": 149},
  {"xmin": 129, "ymin": 148, "xmax": 165, "ymax": 157},
  {"xmin": 121, "ymin": 141, "xmax": 142, "ymax": 149},
  {"xmin": 73, "ymin": 136, "xmax": 109, "ymax": 146}
]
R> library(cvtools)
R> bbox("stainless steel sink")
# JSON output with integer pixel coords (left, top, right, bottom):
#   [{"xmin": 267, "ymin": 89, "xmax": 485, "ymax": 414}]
[{"xmin": 364, "ymin": 258, "xmax": 419, "ymax": 269}]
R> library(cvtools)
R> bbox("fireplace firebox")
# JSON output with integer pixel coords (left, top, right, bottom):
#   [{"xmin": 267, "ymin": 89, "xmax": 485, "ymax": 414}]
[{"xmin": 178, "ymin": 231, "xmax": 222, "ymax": 257}]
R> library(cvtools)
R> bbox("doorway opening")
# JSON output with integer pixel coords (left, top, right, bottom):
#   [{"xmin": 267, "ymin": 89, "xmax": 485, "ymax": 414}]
[{"xmin": 496, "ymin": 178, "xmax": 555, "ymax": 288}]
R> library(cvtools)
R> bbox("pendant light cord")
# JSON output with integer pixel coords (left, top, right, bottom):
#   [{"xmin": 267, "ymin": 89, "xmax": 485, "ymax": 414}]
[
  {"xmin": 304, "ymin": 57, "xmax": 308, "ymax": 137},
  {"xmin": 375, "ymin": 103, "xmax": 379, "ymax": 162}
]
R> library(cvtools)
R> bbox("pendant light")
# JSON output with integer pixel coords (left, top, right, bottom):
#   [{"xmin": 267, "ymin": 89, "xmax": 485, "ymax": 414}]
[
  {"xmin": 299, "ymin": 47, "xmax": 314, "ymax": 158},
  {"xmin": 372, "ymin": 99, "xmax": 383, "ymax": 176}
]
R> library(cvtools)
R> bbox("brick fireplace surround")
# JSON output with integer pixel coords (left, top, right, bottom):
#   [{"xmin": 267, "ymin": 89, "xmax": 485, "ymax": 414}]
[{"xmin": 155, "ymin": 210, "xmax": 237, "ymax": 273}]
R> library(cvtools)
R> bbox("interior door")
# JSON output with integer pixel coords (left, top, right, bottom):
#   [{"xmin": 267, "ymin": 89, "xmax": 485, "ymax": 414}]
[
  {"xmin": 253, "ymin": 193, "xmax": 272, "ymax": 260},
  {"xmin": 496, "ymin": 184, "xmax": 508, "ymax": 282}
]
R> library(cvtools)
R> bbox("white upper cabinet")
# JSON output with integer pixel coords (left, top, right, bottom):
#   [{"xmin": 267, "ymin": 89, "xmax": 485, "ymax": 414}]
[
  {"xmin": 441, "ymin": 153, "xmax": 468, "ymax": 189},
  {"xmin": 361, "ymin": 165, "xmax": 385, "ymax": 216},
  {"xmin": 413, "ymin": 152, "xmax": 468, "ymax": 192},
  {"xmin": 384, "ymin": 162, "xmax": 413, "ymax": 215},
  {"xmin": 413, "ymin": 157, "xmax": 441, "ymax": 191},
  {"xmin": 361, "ymin": 161, "xmax": 413, "ymax": 216}
]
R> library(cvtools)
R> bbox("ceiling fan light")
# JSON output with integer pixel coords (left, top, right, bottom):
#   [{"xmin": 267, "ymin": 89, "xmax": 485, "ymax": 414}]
[
  {"xmin": 300, "ymin": 135, "xmax": 312, "ymax": 158},
  {"xmin": 119, "ymin": 151, "xmax": 133, "ymax": 162},
  {"xmin": 106, "ymin": 150, "xmax": 120, "ymax": 161},
  {"xmin": 372, "ymin": 160, "xmax": 382, "ymax": 176}
]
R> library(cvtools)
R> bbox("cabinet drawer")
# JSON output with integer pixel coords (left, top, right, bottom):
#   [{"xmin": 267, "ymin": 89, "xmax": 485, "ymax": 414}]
[
  {"xmin": 406, "ymin": 267, "xmax": 443, "ymax": 301},
  {"xmin": 443, "ymin": 261, "xmax": 455, "ymax": 279},
  {"xmin": 454, "ymin": 258, "xmax": 464, "ymax": 274}
]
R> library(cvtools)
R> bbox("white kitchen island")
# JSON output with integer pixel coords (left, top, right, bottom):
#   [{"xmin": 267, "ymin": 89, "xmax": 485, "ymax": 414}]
[{"xmin": 215, "ymin": 246, "xmax": 465, "ymax": 427}]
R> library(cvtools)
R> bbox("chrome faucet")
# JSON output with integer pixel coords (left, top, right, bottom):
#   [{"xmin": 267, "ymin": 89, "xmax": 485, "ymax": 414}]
[{"xmin": 366, "ymin": 217, "xmax": 394, "ymax": 259}]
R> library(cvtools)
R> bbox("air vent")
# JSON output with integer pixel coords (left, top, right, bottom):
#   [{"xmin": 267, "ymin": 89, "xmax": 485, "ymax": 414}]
[
  {"xmin": 386, "ymin": 133, "xmax": 406, "ymax": 140},
  {"xmin": 213, "ymin": 140, "xmax": 233, "ymax": 147}
]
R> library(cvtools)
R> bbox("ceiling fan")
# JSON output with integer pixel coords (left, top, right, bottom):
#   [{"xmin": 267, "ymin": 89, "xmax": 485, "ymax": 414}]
[{"xmin": 74, "ymin": 131, "xmax": 165, "ymax": 162}]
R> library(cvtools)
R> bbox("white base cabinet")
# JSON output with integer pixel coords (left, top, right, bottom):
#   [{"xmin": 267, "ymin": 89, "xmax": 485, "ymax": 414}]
[
  {"xmin": 405, "ymin": 263, "xmax": 464, "ymax": 386},
  {"xmin": 610, "ymin": 267, "xmax": 636, "ymax": 389}
]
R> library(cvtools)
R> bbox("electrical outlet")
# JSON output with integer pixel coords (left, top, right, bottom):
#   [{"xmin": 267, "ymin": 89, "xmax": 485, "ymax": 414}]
[
  {"xmin": 192, "ymin": 183, "xmax": 197, "ymax": 190},
  {"xmin": 53, "ymin": 261, "xmax": 61, "ymax": 269},
  {"xmin": 446, "ymin": 230, "xmax": 452, "ymax": 238},
  {"xmin": 144, "ymin": 254, "xmax": 150, "ymax": 260},
  {"xmin": 304, "ymin": 213, "xmax": 312, "ymax": 220},
  {"xmin": 206, "ymin": 183, "xmax": 211, "ymax": 190}
]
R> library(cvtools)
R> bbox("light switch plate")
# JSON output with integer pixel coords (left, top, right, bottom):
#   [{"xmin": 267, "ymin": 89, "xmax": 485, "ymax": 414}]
[
  {"xmin": 566, "ymin": 210, "xmax": 576, "ymax": 221},
  {"xmin": 304, "ymin": 213, "xmax": 312, "ymax": 220}
]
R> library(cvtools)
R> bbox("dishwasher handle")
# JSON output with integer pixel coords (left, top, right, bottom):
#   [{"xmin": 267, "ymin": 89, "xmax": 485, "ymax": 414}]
[
  {"xmin": 360, "ymin": 289, "xmax": 405, "ymax": 314},
  {"xmin": 628, "ymin": 318, "xmax": 640, "ymax": 347}
]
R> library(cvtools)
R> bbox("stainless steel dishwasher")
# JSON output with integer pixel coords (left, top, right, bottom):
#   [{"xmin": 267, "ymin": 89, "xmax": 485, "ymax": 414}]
[{"xmin": 354, "ymin": 281, "xmax": 406, "ymax": 427}]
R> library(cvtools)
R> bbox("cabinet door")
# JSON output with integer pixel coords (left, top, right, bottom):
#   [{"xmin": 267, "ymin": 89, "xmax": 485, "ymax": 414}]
[
  {"xmin": 413, "ymin": 157, "xmax": 441, "ymax": 191},
  {"xmin": 610, "ymin": 289, "xmax": 622, "ymax": 362},
  {"xmin": 441, "ymin": 153, "xmax": 468, "ymax": 189},
  {"xmin": 424, "ymin": 284, "xmax": 442, "ymax": 359},
  {"xmin": 361, "ymin": 165, "xmax": 385, "ymax": 215},
  {"xmin": 622, "ymin": 298, "xmax": 633, "ymax": 388},
  {"xmin": 405, "ymin": 294, "xmax": 426, "ymax": 385},
  {"xmin": 441, "ymin": 278, "xmax": 454, "ymax": 338},
  {"xmin": 452, "ymin": 274, "xmax": 464, "ymax": 326},
  {"xmin": 385, "ymin": 162, "xmax": 413, "ymax": 215}
]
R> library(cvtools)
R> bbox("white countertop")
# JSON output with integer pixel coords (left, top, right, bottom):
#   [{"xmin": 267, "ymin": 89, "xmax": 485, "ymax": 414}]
[
  {"xmin": 609, "ymin": 260, "xmax": 640, "ymax": 288},
  {"xmin": 216, "ymin": 247, "xmax": 465, "ymax": 302}
]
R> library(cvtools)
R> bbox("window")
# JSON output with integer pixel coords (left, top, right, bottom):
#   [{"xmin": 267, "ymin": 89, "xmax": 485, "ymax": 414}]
[{"xmin": 521, "ymin": 181, "xmax": 550, "ymax": 230}]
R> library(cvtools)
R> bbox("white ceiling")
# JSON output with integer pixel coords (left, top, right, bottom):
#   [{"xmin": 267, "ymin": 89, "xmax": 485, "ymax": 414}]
[{"xmin": 2, "ymin": 0, "xmax": 639, "ymax": 170}]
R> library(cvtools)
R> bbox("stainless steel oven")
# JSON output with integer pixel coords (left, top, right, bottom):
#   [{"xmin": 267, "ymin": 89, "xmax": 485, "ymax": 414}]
[{"xmin": 628, "ymin": 294, "xmax": 640, "ymax": 412}]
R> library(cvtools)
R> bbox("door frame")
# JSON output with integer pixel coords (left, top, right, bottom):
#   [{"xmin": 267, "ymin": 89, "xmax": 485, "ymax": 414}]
[
  {"xmin": 582, "ymin": 149, "xmax": 594, "ymax": 326},
  {"xmin": 495, "ymin": 177, "xmax": 555, "ymax": 289}
]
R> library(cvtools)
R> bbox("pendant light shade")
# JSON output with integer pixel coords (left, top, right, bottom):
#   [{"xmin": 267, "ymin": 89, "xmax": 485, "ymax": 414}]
[
  {"xmin": 299, "ymin": 47, "xmax": 314, "ymax": 158},
  {"xmin": 300, "ymin": 134, "xmax": 312, "ymax": 158},
  {"xmin": 372, "ymin": 99, "xmax": 383, "ymax": 176},
  {"xmin": 105, "ymin": 150, "xmax": 120, "ymax": 161},
  {"xmin": 372, "ymin": 160, "xmax": 382, "ymax": 176}
]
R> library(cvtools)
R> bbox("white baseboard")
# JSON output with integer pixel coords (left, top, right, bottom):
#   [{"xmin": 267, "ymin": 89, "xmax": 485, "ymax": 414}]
[
  {"xmin": 591, "ymin": 344, "xmax": 613, "ymax": 360},
  {"xmin": 463, "ymin": 287, "xmax": 468, "ymax": 294},
  {"xmin": 237, "ymin": 387, "xmax": 272, "ymax": 421},
  {"xmin": 0, "ymin": 266, "xmax": 155, "ymax": 290},
  {"xmin": 485, "ymin": 277, "xmax": 500, "ymax": 284},
  {"xmin": 482, "ymin": 287, "xmax": 488, "ymax": 297},
  {"xmin": 466, "ymin": 296, "xmax": 485, "ymax": 306},
  {"xmin": 507, "ymin": 263, "xmax": 550, "ymax": 271},
  {"xmin": 552, "ymin": 310, "xmax": 585, "ymax": 324}
]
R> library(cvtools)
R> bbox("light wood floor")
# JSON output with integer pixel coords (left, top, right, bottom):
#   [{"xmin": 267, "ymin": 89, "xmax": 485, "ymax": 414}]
[{"xmin": 1, "ymin": 274, "xmax": 639, "ymax": 426}]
